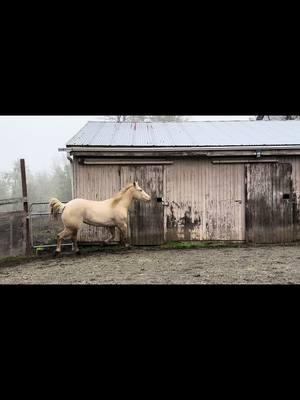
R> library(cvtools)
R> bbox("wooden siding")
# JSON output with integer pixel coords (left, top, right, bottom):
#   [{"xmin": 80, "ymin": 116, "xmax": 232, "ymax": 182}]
[
  {"xmin": 73, "ymin": 160, "xmax": 165, "ymax": 244},
  {"xmin": 73, "ymin": 161, "xmax": 120, "ymax": 242},
  {"xmin": 120, "ymin": 165, "xmax": 164, "ymax": 245},
  {"xmin": 72, "ymin": 156, "xmax": 300, "ymax": 244},
  {"xmin": 282, "ymin": 157, "xmax": 300, "ymax": 241},
  {"xmin": 246, "ymin": 163, "xmax": 294, "ymax": 244},
  {"xmin": 165, "ymin": 160, "xmax": 245, "ymax": 241}
]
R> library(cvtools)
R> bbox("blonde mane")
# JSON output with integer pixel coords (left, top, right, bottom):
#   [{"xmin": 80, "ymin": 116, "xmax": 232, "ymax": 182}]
[{"xmin": 111, "ymin": 183, "xmax": 135, "ymax": 207}]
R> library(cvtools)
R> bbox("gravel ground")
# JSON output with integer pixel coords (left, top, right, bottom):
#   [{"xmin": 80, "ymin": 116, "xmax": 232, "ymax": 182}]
[{"xmin": 1, "ymin": 246, "xmax": 300, "ymax": 284}]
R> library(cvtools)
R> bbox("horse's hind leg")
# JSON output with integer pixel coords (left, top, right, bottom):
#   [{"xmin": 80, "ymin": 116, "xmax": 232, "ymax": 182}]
[
  {"xmin": 104, "ymin": 226, "xmax": 116, "ymax": 244},
  {"xmin": 72, "ymin": 230, "xmax": 81, "ymax": 255},
  {"xmin": 117, "ymin": 222, "xmax": 129, "ymax": 248}
]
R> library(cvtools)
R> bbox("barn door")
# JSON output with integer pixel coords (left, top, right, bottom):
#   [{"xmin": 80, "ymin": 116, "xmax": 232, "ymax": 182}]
[
  {"xmin": 246, "ymin": 163, "xmax": 294, "ymax": 243},
  {"xmin": 120, "ymin": 165, "xmax": 165, "ymax": 245}
]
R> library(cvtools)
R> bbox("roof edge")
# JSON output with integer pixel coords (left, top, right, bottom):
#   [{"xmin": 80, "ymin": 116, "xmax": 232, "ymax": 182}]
[{"xmin": 65, "ymin": 145, "xmax": 300, "ymax": 152}]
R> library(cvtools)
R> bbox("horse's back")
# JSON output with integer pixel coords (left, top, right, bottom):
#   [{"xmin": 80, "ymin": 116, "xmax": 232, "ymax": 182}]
[
  {"xmin": 62, "ymin": 199, "xmax": 94, "ymax": 228},
  {"xmin": 62, "ymin": 198, "xmax": 115, "ymax": 229},
  {"xmin": 67, "ymin": 198, "xmax": 98, "ymax": 207}
]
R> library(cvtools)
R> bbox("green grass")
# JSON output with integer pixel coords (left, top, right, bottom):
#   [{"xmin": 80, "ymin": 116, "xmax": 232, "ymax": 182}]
[
  {"xmin": 0, "ymin": 255, "xmax": 38, "ymax": 269},
  {"xmin": 160, "ymin": 241, "xmax": 245, "ymax": 249},
  {"xmin": 79, "ymin": 245, "xmax": 128, "ymax": 254}
]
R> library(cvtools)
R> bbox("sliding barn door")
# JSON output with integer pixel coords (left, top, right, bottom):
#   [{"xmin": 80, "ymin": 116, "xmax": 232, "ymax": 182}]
[
  {"xmin": 246, "ymin": 163, "xmax": 295, "ymax": 243},
  {"xmin": 120, "ymin": 165, "xmax": 165, "ymax": 245}
]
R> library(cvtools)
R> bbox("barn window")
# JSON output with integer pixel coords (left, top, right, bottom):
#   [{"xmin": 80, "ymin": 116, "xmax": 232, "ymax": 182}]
[
  {"xmin": 157, "ymin": 197, "xmax": 163, "ymax": 203},
  {"xmin": 283, "ymin": 194, "xmax": 290, "ymax": 200}
]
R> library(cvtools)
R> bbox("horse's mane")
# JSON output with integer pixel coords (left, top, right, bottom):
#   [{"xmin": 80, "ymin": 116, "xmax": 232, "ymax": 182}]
[{"xmin": 111, "ymin": 183, "xmax": 134, "ymax": 207}]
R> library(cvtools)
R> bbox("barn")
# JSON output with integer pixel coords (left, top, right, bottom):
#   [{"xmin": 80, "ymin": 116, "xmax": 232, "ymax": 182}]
[{"xmin": 63, "ymin": 120, "xmax": 300, "ymax": 245}]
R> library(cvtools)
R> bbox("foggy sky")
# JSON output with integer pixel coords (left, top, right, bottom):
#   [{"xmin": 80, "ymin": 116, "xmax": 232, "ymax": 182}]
[{"xmin": 0, "ymin": 116, "xmax": 253, "ymax": 174}]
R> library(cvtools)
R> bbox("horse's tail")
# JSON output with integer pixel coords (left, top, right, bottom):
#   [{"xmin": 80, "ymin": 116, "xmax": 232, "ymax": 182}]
[{"xmin": 49, "ymin": 198, "xmax": 66, "ymax": 219}]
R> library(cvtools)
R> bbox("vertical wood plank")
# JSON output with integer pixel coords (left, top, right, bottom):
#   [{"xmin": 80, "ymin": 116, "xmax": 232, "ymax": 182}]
[
  {"xmin": 246, "ymin": 163, "xmax": 294, "ymax": 244},
  {"xmin": 121, "ymin": 165, "xmax": 164, "ymax": 245},
  {"xmin": 165, "ymin": 160, "xmax": 245, "ymax": 241}
]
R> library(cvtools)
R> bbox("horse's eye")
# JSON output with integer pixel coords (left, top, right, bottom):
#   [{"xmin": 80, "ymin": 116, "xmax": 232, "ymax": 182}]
[{"xmin": 139, "ymin": 189, "xmax": 143, "ymax": 192}]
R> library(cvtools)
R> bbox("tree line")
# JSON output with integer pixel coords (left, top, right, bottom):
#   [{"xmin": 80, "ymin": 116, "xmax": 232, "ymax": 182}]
[
  {"xmin": 256, "ymin": 116, "xmax": 300, "ymax": 120},
  {"xmin": 0, "ymin": 160, "xmax": 72, "ymax": 212},
  {"xmin": 0, "ymin": 115, "xmax": 187, "ymax": 212}
]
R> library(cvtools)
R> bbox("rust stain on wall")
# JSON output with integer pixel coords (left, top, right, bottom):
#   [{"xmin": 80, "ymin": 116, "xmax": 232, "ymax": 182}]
[
  {"xmin": 165, "ymin": 160, "xmax": 245, "ymax": 241},
  {"xmin": 166, "ymin": 203, "xmax": 202, "ymax": 241}
]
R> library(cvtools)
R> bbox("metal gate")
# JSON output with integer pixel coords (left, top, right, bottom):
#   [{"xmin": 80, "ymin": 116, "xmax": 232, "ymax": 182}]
[{"xmin": 29, "ymin": 202, "xmax": 72, "ymax": 250}]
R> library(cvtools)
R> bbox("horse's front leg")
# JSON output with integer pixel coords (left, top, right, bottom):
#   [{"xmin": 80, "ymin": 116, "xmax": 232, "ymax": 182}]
[
  {"xmin": 55, "ymin": 228, "xmax": 73, "ymax": 257},
  {"xmin": 117, "ymin": 222, "xmax": 129, "ymax": 248}
]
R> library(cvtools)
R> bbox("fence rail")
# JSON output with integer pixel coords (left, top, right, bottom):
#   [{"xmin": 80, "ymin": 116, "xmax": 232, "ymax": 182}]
[
  {"xmin": 0, "ymin": 197, "xmax": 23, "ymax": 207},
  {"xmin": 0, "ymin": 159, "xmax": 32, "ymax": 256}
]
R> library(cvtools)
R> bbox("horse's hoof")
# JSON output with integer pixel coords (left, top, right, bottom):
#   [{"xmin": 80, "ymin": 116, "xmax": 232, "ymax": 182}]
[
  {"xmin": 53, "ymin": 250, "xmax": 62, "ymax": 258},
  {"xmin": 75, "ymin": 250, "xmax": 81, "ymax": 256}
]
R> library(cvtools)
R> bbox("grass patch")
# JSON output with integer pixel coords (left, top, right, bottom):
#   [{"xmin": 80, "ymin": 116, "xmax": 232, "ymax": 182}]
[
  {"xmin": 0, "ymin": 255, "xmax": 38, "ymax": 269},
  {"xmin": 160, "ymin": 241, "xmax": 245, "ymax": 250},
  {"xmin": 79, "ymin": 245, "xmax": 128, "ymax": 254}
]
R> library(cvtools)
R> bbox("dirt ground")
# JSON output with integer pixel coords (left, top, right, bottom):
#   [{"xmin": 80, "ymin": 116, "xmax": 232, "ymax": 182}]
[{"xmin": 1, "ymin": 245, "xmax": 300, "ymax": 284}]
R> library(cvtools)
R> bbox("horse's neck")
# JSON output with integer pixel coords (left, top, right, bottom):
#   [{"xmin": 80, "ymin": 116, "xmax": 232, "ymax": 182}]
[{"xmin": 118, "ymin": 189, "xmax": 134, "ymax": 209}]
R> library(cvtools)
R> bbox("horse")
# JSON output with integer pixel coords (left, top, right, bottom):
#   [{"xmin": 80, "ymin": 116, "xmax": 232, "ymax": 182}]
[{"xmin": 49, "ymin": 181, "xmax": 151, "ymax": 256}]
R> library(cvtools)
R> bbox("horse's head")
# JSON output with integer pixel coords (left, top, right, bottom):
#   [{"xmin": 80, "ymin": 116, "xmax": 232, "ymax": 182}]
[{"xmin": 132, "ymin": 181, "xmax": 151, "ymax": 202}]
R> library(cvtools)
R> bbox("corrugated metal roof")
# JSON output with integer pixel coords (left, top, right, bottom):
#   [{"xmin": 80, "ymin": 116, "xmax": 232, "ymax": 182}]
[{"xmin": 66, "ymin": 121, "xmax": 300, "ymax": 148}]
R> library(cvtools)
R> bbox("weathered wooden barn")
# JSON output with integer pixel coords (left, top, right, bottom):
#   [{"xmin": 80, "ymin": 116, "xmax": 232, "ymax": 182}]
[{"xmin": 63, "ymin": 120, "xmax": 300, "ymax": 245}]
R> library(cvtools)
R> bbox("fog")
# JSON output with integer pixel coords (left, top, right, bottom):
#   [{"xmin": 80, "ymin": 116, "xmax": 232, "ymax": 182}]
[{"xmin": 0, "ymin": 116, "xmax": 253, "ymax": 173}]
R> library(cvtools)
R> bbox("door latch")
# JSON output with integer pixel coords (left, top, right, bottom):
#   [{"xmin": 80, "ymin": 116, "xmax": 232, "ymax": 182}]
[{"xmin": 157, "ymin": 197, "xmax": 169, "ymax": 207}]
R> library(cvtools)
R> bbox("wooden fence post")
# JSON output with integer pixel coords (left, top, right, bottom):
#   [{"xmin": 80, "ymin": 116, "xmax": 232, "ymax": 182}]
[{"xmin": 20, "ymin": 159, "xmax": 32, "ymax": 256}]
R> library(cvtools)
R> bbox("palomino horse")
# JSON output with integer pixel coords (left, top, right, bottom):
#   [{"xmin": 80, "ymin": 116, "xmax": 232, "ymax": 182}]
[{"xmin": 49, "ymin": 182, "xmax": 151, "ymax": 256}]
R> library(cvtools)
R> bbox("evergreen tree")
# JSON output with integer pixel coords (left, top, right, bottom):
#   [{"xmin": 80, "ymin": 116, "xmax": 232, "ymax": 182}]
[
  {"xmin": 50, "ymin": 163, "xmax": 72, "ymax": 202},
  {"xmin": 0, "ymin": 173, "xmax": 10, "ymax": 199},
  {"xmin": 0, "ymin": 159, "xmax": 72, "ymax": 211}
]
